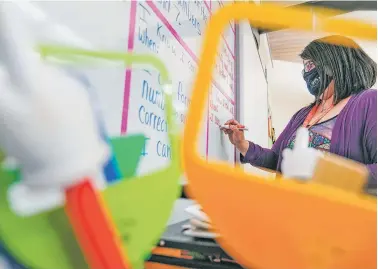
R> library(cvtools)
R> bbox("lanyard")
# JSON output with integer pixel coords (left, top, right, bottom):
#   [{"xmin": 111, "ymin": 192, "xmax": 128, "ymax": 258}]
[{"xmin": 303, "ymin": 103, "xmax": 334, "ymax": 128}]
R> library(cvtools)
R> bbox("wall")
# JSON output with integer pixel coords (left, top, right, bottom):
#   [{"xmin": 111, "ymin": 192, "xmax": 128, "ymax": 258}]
[
  {"xmin": 259, "ymin": 33, "xmax": 273, "ymax": 76},
  {"xmin": 268, "ymin": 60, "xmax": 313, "ymax": 136},
  {"xmin": 238, "ymin": 21, "xmax": 272, "ymax": 176}
]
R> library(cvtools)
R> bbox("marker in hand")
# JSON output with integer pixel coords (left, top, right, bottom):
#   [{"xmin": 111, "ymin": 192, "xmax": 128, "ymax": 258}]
[{"xmin": 220, "ymin": 125, "xmax": 249, "ymax": 131}]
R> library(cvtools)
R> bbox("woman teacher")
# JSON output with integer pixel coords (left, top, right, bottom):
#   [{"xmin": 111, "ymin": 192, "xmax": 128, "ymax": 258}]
[{"xmin": 223, "ymin": 35, "xmax": 377, "ymax": 194}]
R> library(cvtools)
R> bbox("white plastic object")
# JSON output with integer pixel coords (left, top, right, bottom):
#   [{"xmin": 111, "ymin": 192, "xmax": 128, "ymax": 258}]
[
  {"xmin": 185, "ymin": 204, "xmax": 210, "ymax": 223},
  {"xmin": 281, "ymin": 127, "xmax": 323, "ymax": 180},
  {"xmin": 1, "ymin": 156, "xmax": 19, "ymax": 171},
  {"xmin": 182, "ymin": 227, "xmax": 219, "ymax": 239},
  {"xmin": 0, "ymin": 3, "xmax": 109, "ymax": 216}
]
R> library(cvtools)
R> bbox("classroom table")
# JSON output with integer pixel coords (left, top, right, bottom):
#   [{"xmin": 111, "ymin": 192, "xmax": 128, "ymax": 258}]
[{"xmin": 146, "ymin": 199, "xmax": 244, "ymax": 269}]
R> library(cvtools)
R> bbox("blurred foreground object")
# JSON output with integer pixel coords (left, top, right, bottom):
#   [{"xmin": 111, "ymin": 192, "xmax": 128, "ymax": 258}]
[
  {"xmin": 0, "ymin": 45, "xmax": 181, "ymax": 269},
  {"xmin": 281, "ymin": 127, "xmax": 324, "ymax": 180},
  {"xmin": 183, "ymin": 2, "xmax": 377, "ymax": 269},
  {"xmin": 0, "ymin": 1, "xmax": 182, "ymax": 268},
  {"xmin": 0, "ymin": 2, "xmax": 109, "ymax": 216},
  {"xmin": 282, "ymin": 127, "xmax": 370, "ymax": 192}
]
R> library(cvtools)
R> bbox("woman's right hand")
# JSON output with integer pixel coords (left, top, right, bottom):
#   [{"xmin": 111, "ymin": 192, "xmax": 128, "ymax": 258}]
[{"xmin": 221, "ymin": 119, "xmax": 249, "ymax": 155}]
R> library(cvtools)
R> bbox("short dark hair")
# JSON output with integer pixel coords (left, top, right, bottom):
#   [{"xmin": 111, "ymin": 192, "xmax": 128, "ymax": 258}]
[{"xmin": 300, "ymin": 35, "xmax": 377, "ymax": 103}]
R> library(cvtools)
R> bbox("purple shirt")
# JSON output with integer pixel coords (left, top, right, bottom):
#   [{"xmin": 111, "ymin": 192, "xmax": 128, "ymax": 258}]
[{"xmin": 241, "ymin": 90, "xmax": 377, "ymax": 191}]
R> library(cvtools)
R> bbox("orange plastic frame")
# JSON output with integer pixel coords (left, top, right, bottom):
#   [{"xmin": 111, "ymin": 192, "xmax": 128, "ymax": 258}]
[
  {"xmin": 183, "ymin": 3, "xmax": 377, "ymax": 269},
  {"xmin": 65, "ymin": 180, "xmax": 129, "ymax": 269}
]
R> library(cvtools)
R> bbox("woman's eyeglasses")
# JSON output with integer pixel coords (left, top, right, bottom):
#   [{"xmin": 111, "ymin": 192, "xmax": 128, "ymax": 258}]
[{"xmin": 303, "ymin": 61, "xmax": 316, "ymax": 73}]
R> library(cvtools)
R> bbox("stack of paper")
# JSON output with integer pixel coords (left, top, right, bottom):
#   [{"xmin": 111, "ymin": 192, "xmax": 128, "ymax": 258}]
[{"xmin": 183, "ymin": 204, "xmax": 219, "ymax": 239}]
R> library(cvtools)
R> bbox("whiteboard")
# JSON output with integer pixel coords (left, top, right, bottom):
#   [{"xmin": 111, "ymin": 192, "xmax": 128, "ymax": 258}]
[
  {"xmin": 122, "ymin": 1, "xmax": 237, "ymax": 175},
  {"xmin": 30, "ymin": 0, "xmax": 237, "ymax": 176}
]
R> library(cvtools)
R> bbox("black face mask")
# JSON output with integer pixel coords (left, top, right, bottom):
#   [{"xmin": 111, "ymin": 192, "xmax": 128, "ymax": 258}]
[{"xmin": 303, "ymin": 68, "xmax": 332, "ymax": 96}]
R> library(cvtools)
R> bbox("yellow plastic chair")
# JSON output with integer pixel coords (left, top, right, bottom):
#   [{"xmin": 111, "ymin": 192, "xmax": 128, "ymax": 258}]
[{"xmin": 183, "ymin": 3, "xmax": 377, "ymax": 269}]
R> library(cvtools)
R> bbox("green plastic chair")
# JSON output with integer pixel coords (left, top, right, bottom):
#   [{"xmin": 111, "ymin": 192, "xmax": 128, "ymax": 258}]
[
  {"xmin": 2, "ymin": 134, "xmax": 146, "ymax": 185},
  {"xmin": 0, "ymin": 46, "xmax": 182, "ymax": 269}
]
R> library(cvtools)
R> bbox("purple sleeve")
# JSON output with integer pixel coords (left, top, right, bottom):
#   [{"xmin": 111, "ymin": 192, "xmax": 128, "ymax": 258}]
[
  {"xmin": 366, "ymin": 164, "xmax": 376, "ymax": 194},
  {"xmin": 240, "ymin": 141, "xmax": 279, "ymax": 170},
  {"xmin": 363, "ymin": 91, "xmax": 377, "ymax": 194},
  {"xmin": 240, "ymin": 112, "xmax": 300, "ymax": 170},
  {"xmin": 365, "ymin": 129, "xmax": 376, "ymax": 191}
]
